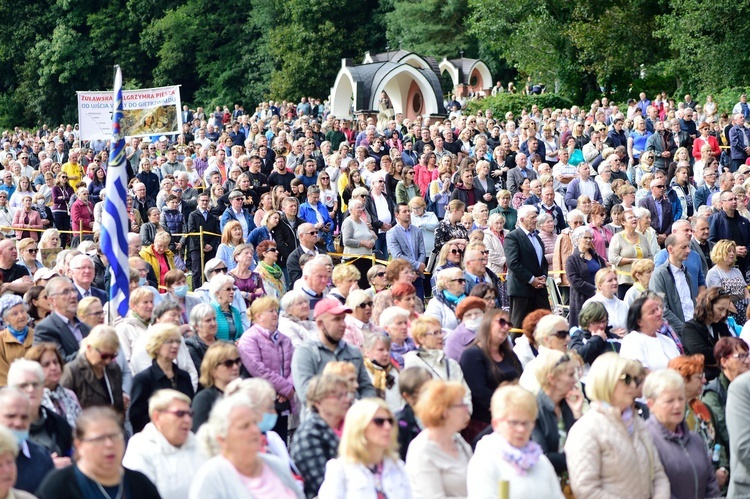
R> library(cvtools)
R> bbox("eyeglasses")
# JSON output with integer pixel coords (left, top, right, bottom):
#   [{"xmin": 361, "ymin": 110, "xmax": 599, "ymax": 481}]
[
  {"xmin": 95, "ymin": 348, "xmax": 116, "ymax": 361},
  {"xmin": 730, "ymin": 353, "xmax": 750, "ymax": 361},
  {"xmin": 219, "ymin": 357, "xmax": 243, "ymax": 368},
  {"xmin": 372, "ymin": 417, "xmax": 394, "ymax": 427},
  {"xmin": 450, "ymin": 278, "xmax": 467, "ymax": 284},
  {"xmin": 654, "ymin": 185, "xmax": 665, "ymax": 189},
  {"xmin": 619, "ymin": 373, "xmax": 644, "ymax": 387},
  {"xmin": 161, "ymin": 409, "xmax": 194, "ymax": 418},
  {"xmin": 304, "ymin": 231, "xmax": 319, "ymax": 236},
  {"xmin": 16, "ymin": 381, "xmax": 42, "ymax": 391},
  {"xmin": 501, "ymin": 419, "xmax": 535, "ymax": 430},
  {"xmin": 81, "ymin": 432, "xmax": 124, "ymax": 445},
  {"xmin": 51, "ymin": 288, "xmax": 76, "ymax": 297},
  {"xmin": 423, "ymin": 330, "xmax": 443, "ymax": 337},
  {"xmin": 357, "ymin": 301, "xmax": 374, "ymax": 308},
  {"xmin": 553, "ymin": 329, "xmax": 570, "ymax": 339}
]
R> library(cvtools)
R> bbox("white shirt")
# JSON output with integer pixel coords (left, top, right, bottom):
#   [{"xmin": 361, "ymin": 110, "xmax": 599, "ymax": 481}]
[
  {"xmin": 373, "ymin": 192, "xmax": 391, "ymax": 233},
  {"xmin": 583, "ymin": 294, "xmax": 629, "ymax": 331},
  {"xmin": 669, "ymin": 262, "xmax": 694, "ymax": 321},
  {"xmin": 620, "ymin": 330, "xmax": 680, "ymax": 371},
  {"xmin": 578, "ymin": 178, "xmax": 597, "ymax": 199}
]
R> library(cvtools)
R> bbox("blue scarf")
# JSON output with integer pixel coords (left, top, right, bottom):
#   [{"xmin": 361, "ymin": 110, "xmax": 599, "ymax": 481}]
[
  {"xmin": 442, "ymin": 290, "xmax": 466, "ymax": 305},
  {"xmin": 8, "ymin": 325, "xmax": 28, "ymax": 344}
]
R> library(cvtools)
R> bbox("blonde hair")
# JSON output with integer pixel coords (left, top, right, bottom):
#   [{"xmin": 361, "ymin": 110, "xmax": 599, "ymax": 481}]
[
  {"xmin": 710, "ymin": 239, "xmax": 737, "ymax": 265},
  {"xmin": 323, "ymin": 361, "xmax": 357, "ymax": 378},
  {"xmin": 490, "ymin": 385, "xmax": 537, "ymax": 421},
  {"xmin": 145, "ymin": 323, "xmax": 181, "ymax": 359},
  {"xmin": 535, "ymin": 350, "xmax": 576, "ymax": 388},
  {"xmin": 338, "ymin": 398, "xmax": 399, "ymax": 464},
  {"xmin": 224, "ymin": 377, "xmax": 276, "ymax": 408},
  {"xmin": 77, "ymin": 296, "xmax": 102, "ymax": 317},
  {"xmin": 410, "ymin": 316, "xmax": 442, "ymax": 346},
  {"xmin": 331, "ymin": 264, "xmax": 361, "ymax": 286},
  {"xmin": 199, "ymin": 341, "xmax": 240, "ymax": 388},
  {"xmin": 148, "ymin": 389, "xmax": 191, "ymax": 419},
  {"xmin": 248, "ymin": 296, "xmax": 279, "ymax": 322},
  {"xmin": 80, "ymin": 325, "xmax": 119, "ymax": 354},
  {"xmin": 585, "ymin": 352, "xmax": 632, "ymax": 403}
]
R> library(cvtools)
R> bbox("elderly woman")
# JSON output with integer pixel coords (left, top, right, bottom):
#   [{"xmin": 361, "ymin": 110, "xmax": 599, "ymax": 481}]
[
  {"xmin": 362, "ymin": 333, "xmax": 402, "ymax": 413},
  {"xmin": 372, "ymin": 259, "xmax": 424, "ymax": 325},
  {"xmin": 643, "ymin": 369, "xmax": 720, "ymax": 499},
  {"xmin": 519, "ymin": 314, "xmax": 572, "ymax": 394},
  {"xmin": 409, "ymin": 197, "xmax": 438, "ymax": 256},
  {"xmin": 7, "ymin": 359, "xmax": 72, "ymax": 464},
  {"xmin": 24, "ymin": 343, "xmax": 82, "ymax": 428},
  {"xmin": 192, "ymin": 341, "xmax": 242, "ymax": 431},
  {"xmin": 162, "ymin": 269, "xmax": 199, "ymax": 324},
  {"xmin": 513, "ymin": 309, "xmax": 551, "ymax": 368},
  {"xmin": 566, "ymin": 226, "xmax": 605, "ymax": 327},
  {"xmin": 483, "ymin": 213, "xmax": 508, "ymax": 276},
  {"xmin": 683, "ymin": 287, "xmax": 733, "ymax": 381},
  {"xmin": 60, "ymin": 325, "xmax": 125, "ymax": 413},
  {"xmin": 444, "ymin": 297, "xmax": 487, "ymax": 362},
  {"xmin": 185, "ymin": 303, "xmax": 218, "ymax": 372},
  {"xmin": 229, "ymin": 243, "xmax": 265, "ymax": 306},
  {"xmin": 238, "ymin": 297, "xmax": 295, "ymax": 440},
  {"xmin": 460, "ymin": 309, "xmax": 523, "ymax": 442},
  {"xmin": 140, "ymin": 231, "xmax": 175, "ymax": 292},
  {"xmin": 115, "ymin": 287, "xmax": 153, "ymax": 365},
  {"xmin": 17, "ymin": 239, "xmax": 44, "ymax": 277},
  {"xmin": 425, "ymin": 267, "xmax": 466, "ymax": 332},
  {"xmin": 130, "ymin": 323, "xmax": 195, "ymax": 433},
  {"xmin": 11, "ymin": 195, "xmax": 43, "ymax": 242},
  {"xmin": 319, "ymin": 397, "xmax": 412, "ymax": 498},
  {"xmin": 328, "ymin": 264, "xmax": 361, "ymax": 305},
  {"xmin": 365, "ymin": 264, "xmax": 389, "ymax": 297},
  {"xmin": 609, "ymin": 209, "xmax": 652, "ymax": 298},
  {"xmin": 620, "ymin": 294, "xmax": 681, "ymax": 371},
  {"xmin": 634, "ymin": 207, "xmax": 660, "ymax": 256},
  {"xmin": 379, "ymin": 306, "xmax": 417, "ymax": 368},
  {"xmin": 70, "ymin": 187, "xmax": 94, "ymax": 246},
  {"xmin": 669, "ymin": 355, "xmax": 728, "ymax": 487},
  {"xmin": 405, "ymin": 380, "xmax": 472, "ymax": 499},
  {"xmin": 582, "ymin": 268, "xmax": 629, "ymax": 335},
  {"xmin": 290, "ymin": 374, "xmax": 351, "ymax": 498},
  {"xmin": 344, "ymin": 289, "xmax": 382, "ymax": 349},
  {"xmin": 623, "ymin": 258, "xmax": 655, "ymax": 307},
  {"xmin": 0, "ymin": 426, "xmax": 36, "ymax": 499},
  {"xmin": 255, "ymin": 240, "xmax": 286, "ymax": 298},
  {"xmin": 0, "ymin": 295, "xmax": 34, "ymax": 386},
  {"xmin": 569, "ymin": 301, "xmax": 622, "ymax": 368},
  {"xmin": 536, "ymin": 212, "xmax": 557, "ymax": 266},
  {"xmin": 36, "ymin": 407, "xmax": 161, "ymax": 499},
  {"xmin": 122, "ymin": 389, "xmax": 205, "ymax": 499},
  {"xmin": 702, "ymin": 337, "xmax": 750, "ymax": 466},
  {"xmin": 341, "ymin": 198, "xmax": 378, "ymax": 287},
  {"xmin": 532, "ymin": 350, "xmax": 582, "ymax": 482},
  {"xmin": 706, "ymin": 239, "xmax": 750, "ymax": 325},
  {"xmin": 207, "ymin": 274, "xmax": 244, "ymax": 342},
  {"xmin": 278, "ymin": 290, "xmax": 317, "ymax": 347},
  {"xmin": 434, "ymin": 200, "xmax": 469, "ymax": 250},
  {"xmin": 467, "ymin": 385, "xmax": 563, "ymax": 498},
  {"xmin": 565, "ymin": 352, "xmax": 669, "ymax": 498},
  {"xmin": 552, "ymin": 209, "xmax": 586, "ymax": 293},
  {"xmin": 190, "ymin": 394, "xmax": 303, "ymax": 499}
]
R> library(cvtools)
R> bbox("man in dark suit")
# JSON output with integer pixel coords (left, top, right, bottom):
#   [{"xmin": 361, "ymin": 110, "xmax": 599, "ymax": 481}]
[
  {"xmin": 287, "ymin": 223, "xmax": 320, "ymax": 286},
  {"xmin": 637, "ymin": 178, "xmax": 674, "ymax": 247},
  {"xmin": 504, "ymin": 205, "xmax": 550, "ymax": 328},
  {"xmin": 70, "ymin": 254, "xmax": 107, "ymax": 304},
  {"xmin": 187, "ymin": 193, "xmax": 220, "ymax": 289},
  {"xmin": 181, "ymin": 105, "xmax": 193, "ymax": 125},
  {"xmin": 691, "ymin": 216, "xmax": 714, "ymax": 276},
  {"xmin": 34, "ymin": 277, "xmax": 91, "ymax": 363}
]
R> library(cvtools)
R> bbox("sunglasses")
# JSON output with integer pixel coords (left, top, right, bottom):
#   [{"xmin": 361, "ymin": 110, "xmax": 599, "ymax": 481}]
[
  {"xmin": 496, "ymin": 317, "xmax": 513, "ymax": 328},
  {"xmin": 357, "ymin": 301, "xmax": 374, "ymax": 308},
  {"xmin": 553, "ymin": 329, "xmax": 570, "ymax": 339},
  {"xmin": 26, "ymin": 248, "xmax": 38, "ymax": 253},
  {"xmin": 95, "ymin": 348, "xmax": 116, "ymax": 361},
  {"xmin": 451, "ymin": 278, "xmax": 467, "ymax": 284},
  {"xmin": 654, "ymin": 185, "xmax": 665, "ymax": 189},
  {"xmin": 620, "ymin": 373, "xmax": 644, "ymax": 387},
  {"xmin": 212, "ymin": 267, "xmax": 228, "ymax": 273},
  {"xmin": 304, "ymin": 231, "xmax": 319, "ymax": 236},
  {"xmin": 450, "ymin": 249, "xmax": 464, "ymax": 256},
  {"xmin": 371, "ymin": 417, "xmax": 394, "ymax": 427},
  {"xmin": 265, "ymin": 247, "xmax": 279, "ymax": 253},
  {"xmin": 162, "ymin": 409, "xmax": 194, "ymax": 418},
  {"xmin": 219, "ymin": 358, "xmax": 243, "ymax": 369},
  {"xmin": 374, "ymin": 271, "xmax": 386, "ymax": 278}
]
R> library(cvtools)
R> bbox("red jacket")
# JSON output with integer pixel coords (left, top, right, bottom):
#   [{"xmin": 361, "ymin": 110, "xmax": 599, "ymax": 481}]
[
  {"xmin": 71, "ymin": 199, "xmax": 94, "ymax": 232},
  {"xmin": 12, "ymin": 208, "xmax": 43, "ymax": 240}
]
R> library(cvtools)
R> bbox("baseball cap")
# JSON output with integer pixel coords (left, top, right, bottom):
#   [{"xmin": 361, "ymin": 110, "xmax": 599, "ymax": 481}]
[
  {"xmin": 34, "ymin": 268, "xmax": 58, "ymax": 283},
  {"xmin": 314, "ymin": 298, "xmax": 352, "ymax": 319},
  {"xmin": 228, "ymin": 190, "xmax": 245, "ymax": 200}
]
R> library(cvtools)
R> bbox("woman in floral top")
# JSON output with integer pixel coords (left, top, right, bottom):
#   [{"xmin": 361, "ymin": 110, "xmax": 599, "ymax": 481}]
[{"xmin": 434, "ymin": 199, "xmax": 469, "ymax": 250}]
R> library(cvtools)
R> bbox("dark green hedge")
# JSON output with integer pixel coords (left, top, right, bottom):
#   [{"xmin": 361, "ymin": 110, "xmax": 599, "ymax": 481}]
[{"xmin": 464, "ymin": 93, "xmax": 575, "ymax": 116}]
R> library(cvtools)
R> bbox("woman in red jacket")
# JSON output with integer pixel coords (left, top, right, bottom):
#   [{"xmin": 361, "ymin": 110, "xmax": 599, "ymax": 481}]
[
  {"xmin": 12, "ymin": 194, "xmax": 43, "ymax": 241},
  {"xmin": 70, "ymin": 187, "xmax": 94, "ymax": 246},
  {"xmin": 692, "ymin": 121, "xmax": 721, "ymax": 161}
]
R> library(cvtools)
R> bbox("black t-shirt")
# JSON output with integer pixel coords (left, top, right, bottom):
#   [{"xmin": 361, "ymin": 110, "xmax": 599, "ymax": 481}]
[
  {"xmin": 443, "ymin": 140, "xmax": 462, "ymax": 156},
  {"xmin": 0, "ymin": 263, "xmax": 30, "ymax": 287}
]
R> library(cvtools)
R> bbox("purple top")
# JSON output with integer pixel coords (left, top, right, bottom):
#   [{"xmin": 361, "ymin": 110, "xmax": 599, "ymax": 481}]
[{"xmin": 444, "ymin": 323, "xmax": 477, "ymax": 362}]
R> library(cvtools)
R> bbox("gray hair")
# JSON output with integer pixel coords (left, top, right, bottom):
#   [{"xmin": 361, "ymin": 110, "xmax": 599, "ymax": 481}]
[
  {"xmin": 189, "ymin": 303, "xmax": 216, "ymax": 328},
  {"xmin": 153, "ymin": 300, "xmax": 182, "ymax": 320},
  {"xmin": 225, "ymin": 378, "xmax": 276, "ymax": 407},
  {"xmin": 207, "ymin": 274, "xmax": 235, "ymax": 301},
  {"xmin": 533, "ymin": 314, "xmax": 569, "ymax": 346},
  {"xmin": 348, "ymin": 199, "xmax": 364, "ymax": 210},
  {"xmin": 346, "ymin": 289, "xmax": 370, "ymax": 309},
  {"xmin": 536, "ymin": 212, "xmax": 552, "ymax": 229},
  {"xmin": 642, "ymin": 369, "xmax": 685, "ymax": 401},
  {"xmin": 571, "ymin": 226, "xmax": 593, "ymax": 245},
  {"xmin": 517, "ymin": 204, "xmax": 538, "ymax": 221},
  {"xmin": 280, "ymin": 289, "xmax": 309, "ymax": 311},
  {"xmin": 379, "ymin": 306, "xmax": 410, "ymax": 328},
  {"xmin": 196, "ymin": 394, "xmax": 261, "ymax": 458},
  {"xmin": 566, "ymin": 209, "xmax": 585, "ymax": 224},
  {"xmin": 296, "ymin": 222, "xmax": 315, "ymax": 239},
  {"xmin": 7, "ymin": 359, "xmax": 44, "ymax": 386}
]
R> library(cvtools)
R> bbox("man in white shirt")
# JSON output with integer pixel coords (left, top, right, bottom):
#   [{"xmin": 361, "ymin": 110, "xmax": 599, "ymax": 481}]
[
  {"xmin": 552, "ymin": 149, "xmax": 576, "ymax": 194},
  {"xmin": 649, "ymin": 234, "xmax": 695, "ymax": 336},
  {"xmin": 365, "ymin": 172, "xmax": 395, "ymax": 258}
]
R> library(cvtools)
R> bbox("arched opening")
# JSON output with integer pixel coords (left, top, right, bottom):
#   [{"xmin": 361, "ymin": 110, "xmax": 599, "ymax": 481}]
[
  {"xmin": 371, "ymin": 66, "xmax": 438, "ymax": 121},
  {"xmin": 330, "ymin": 70, "xmax": 355, "ymax": 119}
]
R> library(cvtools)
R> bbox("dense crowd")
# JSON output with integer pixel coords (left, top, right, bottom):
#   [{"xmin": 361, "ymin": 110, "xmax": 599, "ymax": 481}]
[{"xmin": 1, "ymin": 91, "xmax": 750, "ymax": 497}]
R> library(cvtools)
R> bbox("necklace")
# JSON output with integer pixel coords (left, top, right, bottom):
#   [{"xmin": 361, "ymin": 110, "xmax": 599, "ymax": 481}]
[{"xmin": 92, "ymin": 473, "xmax": 123, "ymax": 499}]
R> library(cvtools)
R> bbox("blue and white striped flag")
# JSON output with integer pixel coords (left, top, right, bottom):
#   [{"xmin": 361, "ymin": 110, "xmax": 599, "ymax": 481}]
[{"xmin": 101, "ymin": 66, "xmax": 130, "ymax": 317}]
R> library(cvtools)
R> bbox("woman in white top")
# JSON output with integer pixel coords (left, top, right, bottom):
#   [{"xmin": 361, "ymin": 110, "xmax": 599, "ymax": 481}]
[
  {"xmin": 409, "ymin": 197, "xmax": 438, "ymax": 256},
  {"xmin": 405, "ymin": 380, "xmax": 472, "ymax": 499},
  {"xmin": 342, "ymin": 198, "xmax": 378, "ymax": 289},
  {"xmin": 582, "ymin": 268, "xmax": 629, "ymax": 336},
  {"xmin": 467, "ymin": 385, "xmax": 563, "ymax": 499},
  {"xmin": 319, "ymin": 398, "xmax": 412, "ymax": 499},
  {"xmin": 620, "ymin": 293, "xmax": 681, "ymax": 371}
]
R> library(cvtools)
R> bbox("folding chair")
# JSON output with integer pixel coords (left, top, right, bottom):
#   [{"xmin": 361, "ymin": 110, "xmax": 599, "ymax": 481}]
[{"xmin": 547, "ymin": 276, "xmax": 570, "ymax": 319}]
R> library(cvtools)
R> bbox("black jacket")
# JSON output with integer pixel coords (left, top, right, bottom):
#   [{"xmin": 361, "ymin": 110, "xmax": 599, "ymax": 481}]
[
  {"xmin": 30, "ymin": 405, "xmax": 73, "ymax": 458},
  {"xmin": 683, "ymin": 319, "xmax": 732, "ymax": 382},
  {"xmin": 364, "ymin": 193, "xmax": 395, "ymax": 231},
  {"xmin": 130, "ymin": 361, "xmax": 194, "ymax": 433},
  {"xmin": 186, "ymin": 209, "xmax": 221, "ymax": 254},
  {"xmin": 396, "ymin": 403, "xmax": 421, "ymax": 461},
  {"xmin": 34, "ymin": 314, "xmax": 91, "ymax": 363},
  {"xmin": 191, "ymin": 385, "xmax": 223, "ymax": 432},
  {"xmin": 532, "ymin": 390, "xmax": 577, "ymax": 473},
  {"xmin": 568, "ymin": 327, "xmax": 621, "ymax": 365},
  {"xmin": 36, "ymin": 465, "xmax": 160, "ymax": 499},
  {"xmin": 274, "ymin": 215, "xmax": 300, "ymax": 268}
]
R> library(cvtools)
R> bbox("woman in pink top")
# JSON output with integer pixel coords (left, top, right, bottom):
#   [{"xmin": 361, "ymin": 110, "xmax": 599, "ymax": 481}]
[{"xmin": 414, "ymin": 151, "xmax": 439, "ymax": 196}]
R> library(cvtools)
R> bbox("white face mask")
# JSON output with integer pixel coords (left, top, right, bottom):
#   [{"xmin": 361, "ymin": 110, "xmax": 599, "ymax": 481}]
[{"xmin": 464, "ymin": 318, "xmax": 483, "ymax": 331}]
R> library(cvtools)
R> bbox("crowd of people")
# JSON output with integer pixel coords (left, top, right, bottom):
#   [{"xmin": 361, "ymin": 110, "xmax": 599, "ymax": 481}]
[{"xmin": 0, "ymin": 91, "xmax": 750, "ymax": 497}]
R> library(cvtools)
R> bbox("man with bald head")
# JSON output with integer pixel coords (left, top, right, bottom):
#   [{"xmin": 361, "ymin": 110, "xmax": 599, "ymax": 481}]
[
  {"xmin": 287, "ymin": 222, "xmax": 320, "ymax": 286},
  {"xmin": 0, "ymin": 240, "xmax": 32, "ymax": 296},
  {"xmin": 650, "ymin": 234, "xmax": 695, "ymax": 336}
]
